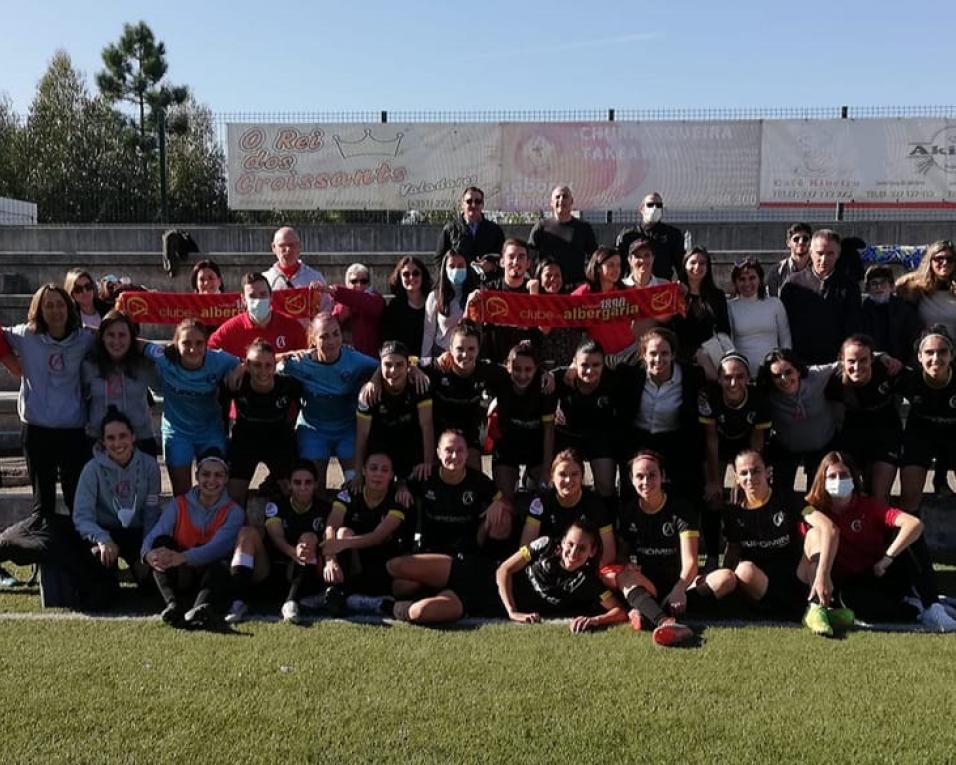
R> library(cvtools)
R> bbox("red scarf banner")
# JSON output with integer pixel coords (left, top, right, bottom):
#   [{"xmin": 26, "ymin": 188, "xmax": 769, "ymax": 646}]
[
  {"xmin": 115, "ymin": 287, "xmax": 320, "ymax": 325},
  {"xmin": 468, "ymin": 283, "xmax": 685, "ymax": 328}
]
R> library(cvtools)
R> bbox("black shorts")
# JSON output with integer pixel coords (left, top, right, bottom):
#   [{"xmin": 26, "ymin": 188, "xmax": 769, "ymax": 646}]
[
  {"xmin": 492, "ymin": 436, "xmax": 543, "ymax": 469},
  {"xmin": 556, "ymin": 430, "xmax": 616, "ymax": 461},
  {"xmin": 447, "ymin": 553, "xmax": 505, "ymax": 617},
  {"xmin": 229, "ymin": 433, "xmax": 297, "ymax": 482},
  {"xmin": 745, "ymin": 557, "xmax": 805, "ymax": 620},
  {"xmin": 900, "ymin": 419, "xmax": 956, "ymax": 469},
  {"xmin": 840, "ymin": 424, "xmax": 901, "ymax": 467}
]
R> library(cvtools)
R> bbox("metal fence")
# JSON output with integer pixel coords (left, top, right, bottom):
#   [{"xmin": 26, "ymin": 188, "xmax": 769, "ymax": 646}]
[{"xmin": 5, "ymin": 106, "xmax": 956, "ymax": 224}]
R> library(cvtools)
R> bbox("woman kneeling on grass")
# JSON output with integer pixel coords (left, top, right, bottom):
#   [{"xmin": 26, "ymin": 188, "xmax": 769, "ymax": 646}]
[
  {"xmin": 694, "ymin": 449, "xmax": 843, "ymax": 637},
  {"xmin": 602, "ymin": 451, "xmax": 697, "ymax": 647},
  {"xmin": 142, "ymin": 450, "xmax": 244, "ymax": 629},
  {"xmin": 72, "ymin": 410, "xmax": 162, "ymax": 601},
  {"xmin": 348, "ymin": 519, "xmax": 625, "ymax": 633},
  {"xmin": 804, "ymin": 451, "xmax": 956, "ymax": 632}
]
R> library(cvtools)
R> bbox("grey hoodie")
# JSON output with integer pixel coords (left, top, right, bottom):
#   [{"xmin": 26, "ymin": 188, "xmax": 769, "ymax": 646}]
[
  {"xmin": 141, "ymin": 487, "xmax": 243, "ymax": 567},
  {"xmin": 81, "ymin": 358, "xmax": 159, "ymax": 441},
  {"xmin": 72, "ymin": 445, "xmax": 162, "ymax": 545}
]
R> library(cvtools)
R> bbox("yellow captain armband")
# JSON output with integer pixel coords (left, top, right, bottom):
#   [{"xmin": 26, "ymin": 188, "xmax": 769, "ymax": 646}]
[{"xmin": 519, "ymin": 545, "xmax": 532, "ymax": 562}]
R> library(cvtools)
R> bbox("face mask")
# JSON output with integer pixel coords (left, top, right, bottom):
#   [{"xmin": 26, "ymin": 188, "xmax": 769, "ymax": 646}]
[
  {"xmin": 868, "ymin": 292, "xmax": 891, "ymax": 304},
  {"xmin": 247, "ymin": 297, "xmax": 271, "ymax": 323},
  {"xmin": 824, "ymin": 476, "xmax": 854, "ymax": 499},
  {"xmin": 642, "ymin": 206, "xmax": 663, "ymax": 225},
  {"xmin": 446, "ymin": 267, "xmax": 467, "ymax": 286}
]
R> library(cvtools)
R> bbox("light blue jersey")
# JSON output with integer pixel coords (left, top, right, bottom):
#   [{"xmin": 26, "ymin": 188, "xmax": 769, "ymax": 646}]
[
  {"xmin": 281, "ymin": 348, "xmax": 377, "ymax": 434},
  {"xmin": 144, "ymin": 343, "xmax": 239, "ymax": 438}
]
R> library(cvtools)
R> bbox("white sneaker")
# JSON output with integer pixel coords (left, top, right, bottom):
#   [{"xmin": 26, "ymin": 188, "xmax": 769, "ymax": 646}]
[
  {"xmin": 224, "ymin": 599, "xmax": 248, "ymax": 624},
  {"xmin": 345, "ymin": 593, "xmax": 386, "ymax": 614},
  {"xmin": 281, "ymin": 600, "xmax": 302, "ymax": 624},
  {"xmin": 920, "ymin": 602, "xmax": 956, "ymax": 633}
]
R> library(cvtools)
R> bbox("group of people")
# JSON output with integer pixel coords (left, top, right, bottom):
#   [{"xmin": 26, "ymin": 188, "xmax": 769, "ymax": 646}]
[{"xmin": 0, "ymin": 186, "xmax": 955, "ymax": 644}]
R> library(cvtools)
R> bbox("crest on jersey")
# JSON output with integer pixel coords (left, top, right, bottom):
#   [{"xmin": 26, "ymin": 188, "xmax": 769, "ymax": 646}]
[{"xmin": 773, "ymin": 511, "xmax": 785, "ymax": 527}]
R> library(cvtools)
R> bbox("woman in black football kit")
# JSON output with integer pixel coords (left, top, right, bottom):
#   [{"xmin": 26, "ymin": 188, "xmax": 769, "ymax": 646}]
[
  {"xmin": 321, "ymin": 451, "xmax": 412, "ymax": 603},
  {"xmin": 698, "ymin": 351, "xmax": 772, "ymax": 568},
  {"xmin": 234, "ymin": 460, "xmax": 328, "ymax": 624},
  {"xmin": 354, "ymin": 340, "xmax": 434, "ymax": 484},
  {"xmin": 552, "ymin": 339, "xmax": 622, "ymax": 499},
  {"xmin": 697, "ymin": 450, "xmax": 839, "ymax": 632},
  {"xmin": 226, "ymin": 339, "xmax": 302, "ymax": 507},
  {"xmin": 347, "ymin": 518, "xmax": 625, "ymax": 633},
  {"xmin": 519, "ymin": 449, "xmax": 615, "ymax": 565},
  {"xmin": 826, "ymin": 335, "xmax": 902, "ymax": 504},
  {"xmin": 602, "ymin": 450, "xmax": 696, "ymax": 646},
  {"xmin": 486, "ymin": 341, "xmax": 556, "ymax": 501},
  {"xmin": 898, "ymin": 326, "xmax": 956, "ymax": 514}
]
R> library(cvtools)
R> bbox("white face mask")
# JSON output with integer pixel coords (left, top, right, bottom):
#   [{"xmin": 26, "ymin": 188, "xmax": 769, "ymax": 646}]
[
  {"xmin": 642, "ymin": 206, "xmax": 663, "ymax": 225},
  {"xmin": 824, "ymin": 476, "xmax": 854, "ymax": 499},
  {"xmin": 868, "ymin": 292, "xmax": 891, "ymax": 304},
  {"xmin": 247, "ymin": 297, "xmax": 271, "ymax": 323}
]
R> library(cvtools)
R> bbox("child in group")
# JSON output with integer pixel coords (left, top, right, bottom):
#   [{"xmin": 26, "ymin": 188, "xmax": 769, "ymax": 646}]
[{"xmin": 142, "ymin": 450, "xmax": 244, "ymax": 629}]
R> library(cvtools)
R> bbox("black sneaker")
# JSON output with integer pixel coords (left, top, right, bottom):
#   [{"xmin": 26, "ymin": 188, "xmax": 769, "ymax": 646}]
[
  {"xmin": 160, "ymin": 602, "xmax": 184, "ymax": 627},
  {"xmin": 184, "ymin": 602, "xmax": 216, "ymax": 630},
  {"xmin": 325, "ymin": 586, "xmax": 347, "ymax": 617}
]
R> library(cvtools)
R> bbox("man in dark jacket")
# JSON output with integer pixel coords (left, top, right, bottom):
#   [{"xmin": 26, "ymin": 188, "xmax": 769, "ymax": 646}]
[
  {"xmin": 434, "ymin": 186, "xmax": 505, "ymax": 265},
  {"xmin": 615, "ymin": 192, "xmax": 684, "ymax": 280},
  {"xmin": 780, "ymin": 229, "xmax": 862, "ymax": 364},
  {"xmin": 527, "ymin": 185, "xmax": 597, "ymax": 288}
]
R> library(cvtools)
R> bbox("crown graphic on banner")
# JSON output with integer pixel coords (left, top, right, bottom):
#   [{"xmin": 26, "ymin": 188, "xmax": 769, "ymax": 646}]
[{"xmin": 332, "ymin": 129, "xmax": 405, "ymax": 159}]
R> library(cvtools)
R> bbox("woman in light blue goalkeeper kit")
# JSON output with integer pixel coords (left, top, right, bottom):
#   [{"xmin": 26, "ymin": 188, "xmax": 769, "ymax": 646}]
[
  {"xmin": 142, "ymin": 318, "xmax": 240, "ymax": 496},
  {"xmin": 279, "ymin": 313, "xmax": 378, "ymax": 492}
]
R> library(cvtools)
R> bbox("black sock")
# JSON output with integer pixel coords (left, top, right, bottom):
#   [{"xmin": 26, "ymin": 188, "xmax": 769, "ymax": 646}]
[
  {"xmin": 624, "ymin": 586, "xmax": 668, "ymax": 627},
  {"xmin": 230, "ymin": 565, "xmax": 253, "ymax": 599},
  {"xmin": 702, "ymin": 509, "xmax": 722, "ymax": 560}
]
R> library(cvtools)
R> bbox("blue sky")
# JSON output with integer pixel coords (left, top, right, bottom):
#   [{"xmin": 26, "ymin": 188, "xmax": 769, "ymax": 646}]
[{"xmin": 0, "ymin": 0, "xmax": 945, "ymax": 115}]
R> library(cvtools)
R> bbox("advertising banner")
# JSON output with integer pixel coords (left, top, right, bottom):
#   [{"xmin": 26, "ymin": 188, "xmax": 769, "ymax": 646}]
[
  {"xmin": 760, "ymin": 119, "xmax": 956, "ymax": 204},
  {"xmin": 227, "ymin": 123, "xmax": 501, "ymax": 210}
]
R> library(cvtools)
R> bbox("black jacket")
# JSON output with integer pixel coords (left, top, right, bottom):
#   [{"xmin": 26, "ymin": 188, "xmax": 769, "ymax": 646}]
[
  {"xmin": 435, "ymin": 215, "xmax": 505, "ymax": 265},
  {"xmin": 615, "ymin": 221, "xmax": 684, "ymax": 280},
  {"xmin": 780, "ymin": 268, "xmax": 862, "ymax": 365}
]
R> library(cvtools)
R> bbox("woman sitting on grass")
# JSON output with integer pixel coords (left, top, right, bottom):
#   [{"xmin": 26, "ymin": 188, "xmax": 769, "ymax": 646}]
[
  {"xmin": 72, "ymin": 410, "xmax": 162, "ymax": 600},
  {"xmin": 804, "ymin": 451, "xmax": 956, "ymax": 632},
  {"xmin": 142, "ymin": 449, "xmax": 244, "ymax": 629},
  {"xmin": 348, "ymin": 518, "xmax": 625, "ymax": 633},
  {"xmin": 694, "ymin": 449, "xmax": 842, "ymax": 636},
  {"xmin": 601, "ymin": 451, "xmax": 697, "ymax": 647},
  {"xmin": 518, "ymin": 449, "xmax": 615, "ymax": 565}
]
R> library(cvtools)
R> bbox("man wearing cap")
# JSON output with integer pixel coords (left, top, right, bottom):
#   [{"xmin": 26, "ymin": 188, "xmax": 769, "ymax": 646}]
[
  {"xmin": 208, "ymin": 272, "xmax": 307, "ymax": 358},
  {"xmin": 528, "ymin": 185, "xmax": 597, "ymax": 288},
  {"xmin": 860, "ymin": 265, "xmax": 921, "ymax": 364},
  {"xmin": 615, "ymin": 192, "xmax": 684, "ymax": 280},
  {"xmin": 766, "ymin": 223, "xmax": 812, "ymax": 297},
  {"xmin": 434, "ymin": 187, "xmax": 505, "ymax": 266},
  {"xmin": 263, "ymin": 227, "xmax": 328, "ymax": 291},
  {"xmin": 622, "ymin": 236, "xmax": 669, "ymax": 288}
]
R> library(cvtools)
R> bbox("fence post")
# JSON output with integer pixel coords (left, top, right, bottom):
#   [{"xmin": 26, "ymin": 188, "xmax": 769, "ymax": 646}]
[
  {"xmin": 836, "ymin": 105, "xmax": 848, "ymax": 221},
  {"xmin": 158, "ymin": 108, "xmax": 168, "ymax": 223},
  {"xmin": 606, "ymin": 109, "xmax": 615, "ymax": 224}
]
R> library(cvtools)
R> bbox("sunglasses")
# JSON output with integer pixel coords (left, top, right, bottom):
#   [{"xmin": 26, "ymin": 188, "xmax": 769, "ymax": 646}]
[
  {"xmin": 931, "ymin": 256, "xmax": 955, "ymax": 265},
  {"xmin": 771, "ymin": 368, "xmax": 796, "ymax": 380},
  {"xmin": 734, "ymin": 257, "xmax": 759, "ymax": 268},
  {"xmin": 644, "ymin": 202, "xmax": 662, "ymax": 208},
  {"xmin": 791, "ymin": 235, "xmax": 810, "ymax": 243},
  {"xmin": 400, "ymin": 270, "xmax": 421, "ymax": 279},
  {"xmin": 464, "ymin": 198, "xmax": 484, "ymax": 206},
  {"xmin": 72, "ymin": 282, "xmax": 95, "ymax": 293},
  {"xmin": 349, "ymin": 278, "xmax": 370, "ymax": 286}
]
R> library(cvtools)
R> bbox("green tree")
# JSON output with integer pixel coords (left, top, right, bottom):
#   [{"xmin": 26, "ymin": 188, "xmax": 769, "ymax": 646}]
[
  {"xmin": 0, "ymin": 94, "xmax": 24, "ymax": 199},
  {"xmin": 166, "ymin": 98, "xmax": 227, "ymax": 221},
  {"xmin": 96, "ymin": 21, "xmax": 188, "ymax": 159}
]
